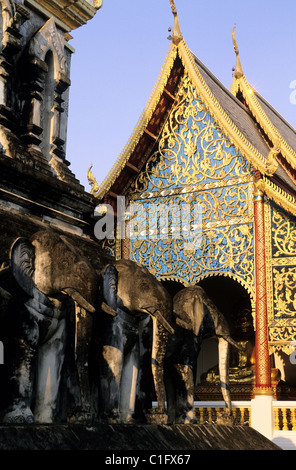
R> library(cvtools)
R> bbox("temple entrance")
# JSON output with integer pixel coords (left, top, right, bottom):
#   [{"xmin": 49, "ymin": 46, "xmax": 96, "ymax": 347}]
[
  {"xmin": 162, "ymin": 275, "xmax": 256, "ymax": 401},
  {"xmin": 196, "ymin": 276, "xmax": 255, "ymax": 400},
  {"xmin": 197, "ymin": 275, "xmax": 254, "ymax": 343}
]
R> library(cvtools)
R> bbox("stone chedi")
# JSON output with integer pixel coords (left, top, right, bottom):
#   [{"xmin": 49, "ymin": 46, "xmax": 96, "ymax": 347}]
[
  {"xmin": 0, "ymin": 0, "xmax": 102, "ymax": 239},
  {"xmin": 0, "ymin": 0, "xmax": 112, "ymax": 424}
]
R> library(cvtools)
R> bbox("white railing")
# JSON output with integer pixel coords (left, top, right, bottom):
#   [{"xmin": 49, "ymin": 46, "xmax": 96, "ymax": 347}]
[
  {"xmin": 272, "ymin": 401, "xmax": 296, "ymax": 450},
  {"xmin": 273, "ymin": 401, "xmax": 296, "ymax": 431}
]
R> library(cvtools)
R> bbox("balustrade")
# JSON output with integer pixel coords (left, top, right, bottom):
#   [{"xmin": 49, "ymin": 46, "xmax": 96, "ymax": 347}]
[
  {"xmin": 193, "ymin": 401, "xmax": 251, "ymax": 426},
  {"xmin": 274, "ymin": 404, "xmax": 296, "ymax": 431},
  {"xmin": 193, "ymin": 401, "xmax": 296, "ymax": 432}
]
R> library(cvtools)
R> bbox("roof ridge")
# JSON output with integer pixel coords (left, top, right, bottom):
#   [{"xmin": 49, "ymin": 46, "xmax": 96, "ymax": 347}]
[
  {"xmin": 178, "ymin": 40, "xmax": 270, "ymax": 174},
  {"xmin": 191, "ymin": 51, "xmax": 253, "ymax": 118},
  {"xmin": 229, "ymin": 26, "xmax": 296, "ymax": 171},
  {"xmin": 256, "ymin": 91, "xmax": 296, "ymax": 134}
]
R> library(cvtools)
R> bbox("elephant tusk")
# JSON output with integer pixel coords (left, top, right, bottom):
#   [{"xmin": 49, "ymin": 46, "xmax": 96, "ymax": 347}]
[
  {"xmin": 222, "ymin": 335, "xmax": 245, "ymax": 351},
  {"xmin": 142, "ymin": 307, "xmax": 174, "ymax": 335},
  {"xmin": 62, "ymin": 288, "xmax": 96, "ymax": 313},
  {"xmin": 0, "ymin": 286, "xmax": 12, "ymax": 300},
  {"xmin": 175, "ymin": 317, "xmax": 191, "ymax": 331},
  {"xmin": 218, "ymin": 337, "xmax": 232, "ymax": 414},
  {"xmin": 157, "ymin": 313, "xmax": 175, "ymax": 335},
  {"xmin": 100, "ymin": 300, "xmax": 117, "ymax": 317}
]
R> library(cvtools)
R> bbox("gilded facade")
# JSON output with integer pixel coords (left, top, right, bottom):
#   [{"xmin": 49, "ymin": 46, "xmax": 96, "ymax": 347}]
[
  {"xmin": 126, "ymin": 73, "xmax": 255, "ymax": 298},
  {"xmin": 266, "ymin": 201, "xmax": 296, "ymax": 354}
]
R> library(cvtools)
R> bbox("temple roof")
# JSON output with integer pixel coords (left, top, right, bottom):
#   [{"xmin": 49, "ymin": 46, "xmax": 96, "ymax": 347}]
[
  {"xmin": 89, "ymin": 4, "xmax": 296, "ymax": 217},
  {"xmin": 191, "ymin": 52, "xmax": 270, "ymax": 163},
  {"xmin": 230, "ymin": 25, "xmax": 296, "ymax": 214}
]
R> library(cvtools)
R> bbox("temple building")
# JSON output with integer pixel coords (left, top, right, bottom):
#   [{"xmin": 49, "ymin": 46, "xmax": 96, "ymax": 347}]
[
  {"xmin": 89, "ymin": 2, "xmax": 296, "ymax": 444},
  {"xmin": 0, "ymin": 0, "xmax": 295, "ymax": 450}
]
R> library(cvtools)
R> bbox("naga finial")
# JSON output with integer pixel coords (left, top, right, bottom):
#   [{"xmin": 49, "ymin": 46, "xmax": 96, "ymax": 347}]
[
  {"xmin": 232, "ymin": 24, "xmax": 244, "ymax": 79},
  {"xmin": 87, "ymin": 163, "xmax": 99, "ymax": 196},
  {"xmin": 168, "ymin": 0, "xmax": 183, "ymax": 45}
]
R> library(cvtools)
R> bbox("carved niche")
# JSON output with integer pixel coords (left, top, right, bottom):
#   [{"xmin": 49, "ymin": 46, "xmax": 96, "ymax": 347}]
[{"xmin": 22, "ymin": 18, "xmax": 70, "ymax": 173}]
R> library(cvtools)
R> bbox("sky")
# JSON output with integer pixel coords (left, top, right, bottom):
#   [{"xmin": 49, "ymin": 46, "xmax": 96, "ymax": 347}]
[{"xmin": 66, "ymin": 0, "xmax": 296, "ymax": 192}]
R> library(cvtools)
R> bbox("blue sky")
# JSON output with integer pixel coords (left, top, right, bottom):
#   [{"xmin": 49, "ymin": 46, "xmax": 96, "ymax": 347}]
[{"xmin": 66, "ymin": 0, "xmax": 296, "ymax": 192}]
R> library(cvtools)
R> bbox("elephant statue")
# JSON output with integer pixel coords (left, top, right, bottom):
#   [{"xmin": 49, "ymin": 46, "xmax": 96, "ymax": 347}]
[
  {"xmin": 164, "ymin": 285, "xmax": 242, "ymax": 424},
  {"xmin": 0, "ymin": 229, "xmax": 98, "ymax": 424},
  {"xmin": 95, "ymin": 259, "xmax": 174, "ymax": 424}
]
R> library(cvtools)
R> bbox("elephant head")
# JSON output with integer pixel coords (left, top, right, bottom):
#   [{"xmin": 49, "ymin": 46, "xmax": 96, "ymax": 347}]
[
  {"xmin": 171, "ymin": 285, "xmax": 243, "ymax": 421},
  {"xmin": 10, "ymin": 230, "xmax": 98, "ymax": 312}
]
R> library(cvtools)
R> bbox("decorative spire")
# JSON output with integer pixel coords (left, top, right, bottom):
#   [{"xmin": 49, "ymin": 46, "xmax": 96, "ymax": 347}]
[
  {"xmin": 232, "ymin": 24, "xmax": 244, "ymax": 79},
  {"xmin": 169, "ymin": 0, "xmax": 183, "ymax": 45}
]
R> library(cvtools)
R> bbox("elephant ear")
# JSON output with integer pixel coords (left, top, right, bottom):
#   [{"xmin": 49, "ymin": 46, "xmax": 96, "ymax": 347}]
[{"xmin": 9, "ymin": 237, "xmax": 35, "ymax": 297}]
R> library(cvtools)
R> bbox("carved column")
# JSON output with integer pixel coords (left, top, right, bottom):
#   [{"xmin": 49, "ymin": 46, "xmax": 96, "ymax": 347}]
[
  {"xmin": 21, "ymin": 57, "xmax": 47, "ymax": 146},
  {"xmin": 0, "ymin": 28, "xmax": 21, "ymax": 128},
  {"xmin": 0, "ymin": 3, "xmax": 30, "ymax": 128},
  {"xmin": 0, "ymin": 57, "xmax": 12, "ymax": 125},
  {"xmin": 50, "ymin": 72, "xmax": 71, "ymax": 160},
  {"xmin": 253, "ymin": 186, "xmax": 273, "ymax": 395}
]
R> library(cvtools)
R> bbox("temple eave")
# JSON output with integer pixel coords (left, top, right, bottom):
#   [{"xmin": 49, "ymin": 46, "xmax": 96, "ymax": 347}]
[{"xmin": 25, "ymin": 0, "xmax": 100, "ymax": 31}]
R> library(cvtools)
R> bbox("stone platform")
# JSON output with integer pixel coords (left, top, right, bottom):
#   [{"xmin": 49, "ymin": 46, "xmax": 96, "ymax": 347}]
[{"xmin": 0, "ymin": 424, "xmax": 281, "ymax": 451}]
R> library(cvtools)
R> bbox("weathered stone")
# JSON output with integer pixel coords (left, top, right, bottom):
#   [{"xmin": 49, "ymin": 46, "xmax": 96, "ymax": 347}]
[
  {"xmin": 0, "ymin": 424, "xmax": 282, "ymax": 450},
  {"xmin": 0, "ymin": 229, "xmax": 109, "ymax": 424},
  {"xmin": 165, "ymin": 286, "xmax": 242, "ymax": 424},
  {"xmin": 216, "ymin": 410, "xmax": 235, "ymax": 425},
  {"xmin": 98, "ymin": 260, "xmax": 173, "ymax": 423}
]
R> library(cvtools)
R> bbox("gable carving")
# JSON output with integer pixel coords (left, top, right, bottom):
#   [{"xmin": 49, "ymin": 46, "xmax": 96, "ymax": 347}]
[
  {"xmin": 28, "ymin": 18, "xmax": 66, "ymax": 76},
  {"xmin": 129, "ymin": 73, "xmax": 252, "ymax": 196},
  {"xmin": 124, "ymin": 73, "xmax": 256, "ymax": 294}
]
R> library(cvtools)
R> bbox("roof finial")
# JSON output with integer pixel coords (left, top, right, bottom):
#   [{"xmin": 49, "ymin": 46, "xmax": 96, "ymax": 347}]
[
  {"xmin": 169, "ymin": 0, "xmax": 183, "ymax": 45},
  {"xmin": 232, "ymin": 24, "xmax": 244, "ymax": 78}
]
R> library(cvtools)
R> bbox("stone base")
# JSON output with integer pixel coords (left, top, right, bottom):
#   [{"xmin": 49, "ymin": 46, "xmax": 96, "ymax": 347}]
[
  {"xmin": 145, "ymin": 411, "xmax": 169, "ymax": 424},
  {"xmin": 216, "ymin": 410, "xmax": 235, "ymax": 426},
  {"xmin": 0, "ymin": 423, "xmax": 281, "ymax": 450}
]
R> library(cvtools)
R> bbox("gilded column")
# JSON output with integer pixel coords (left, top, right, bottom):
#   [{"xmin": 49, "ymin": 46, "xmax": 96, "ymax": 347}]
[{"xmin": 253, "ymin": 186, "xmax": 273, "ymax": 395}]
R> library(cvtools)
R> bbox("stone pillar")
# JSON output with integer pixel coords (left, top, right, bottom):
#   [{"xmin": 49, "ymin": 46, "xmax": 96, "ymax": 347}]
[
  {"xmin": 251, "ymin": 186, "xmax": 274, "ymax": 440},
  {"xmin": 50, "ymin": 72, "xmax": 71, "ymax": 160},
  {"xmin": 0, "ymin": 3, "xmax": 30, "ymax": 128},
  {"xmin": 0, "ymin": 33, "xmax": 21, "ymax": 128},
  {"xmin": 21, "ymin": 57, "xmax": 48, "ymax": 147}
]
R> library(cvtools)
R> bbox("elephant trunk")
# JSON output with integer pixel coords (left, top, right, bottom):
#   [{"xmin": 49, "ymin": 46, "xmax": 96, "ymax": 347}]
[{"xmin": 218, "ymin": 336, "xmax": 232, "ymax": 414}]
